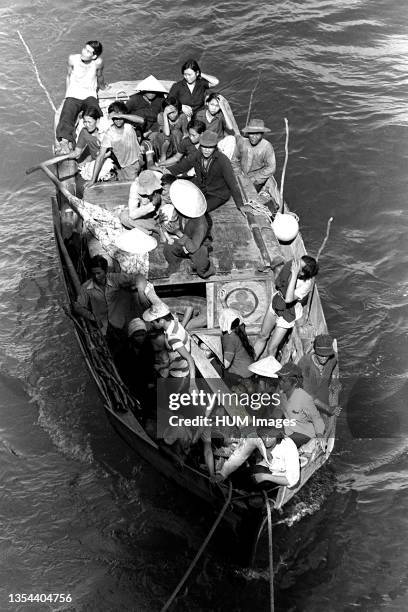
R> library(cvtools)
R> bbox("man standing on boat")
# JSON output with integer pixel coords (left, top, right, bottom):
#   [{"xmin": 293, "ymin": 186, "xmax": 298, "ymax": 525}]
[
  {"xmin": 73, "ymin": 255, "xmax": 150, "ymax": 350},
  {"xmin": 231, "ymin": 118, "xmax": 276, "ymax": 192},
  {"xmin": 55, "ymin": 41, "xmax": 106, "ymax": 154},
  {"xmin": 168, "ymin": 131, "xmax": 244, "ymax": 213}
]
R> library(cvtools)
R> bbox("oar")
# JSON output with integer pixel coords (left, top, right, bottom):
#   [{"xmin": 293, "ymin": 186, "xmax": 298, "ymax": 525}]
[
  {"xmin": 26, "ymin": 154, "xmax": 74, "ymax": 175},
  {"xmin": 28, "ymin": 162, "xmax": 82, "ymax": 216}
]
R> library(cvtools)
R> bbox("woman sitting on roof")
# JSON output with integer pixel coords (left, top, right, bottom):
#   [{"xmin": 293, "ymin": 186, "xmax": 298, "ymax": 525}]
[
  {"xmin": 195, "ymin": 92, "xmax": 236, "ymax": 159},
  {"xmin": 168, "ymin": 59, "xmax": 219, "ymax": 119},
  {"xmin": 219, "ymin": 308, "xmax": 255, "ymax": 390},
  {"xmin": 254, "ymin": 256, "xmax": 319, "ymax": 359}
]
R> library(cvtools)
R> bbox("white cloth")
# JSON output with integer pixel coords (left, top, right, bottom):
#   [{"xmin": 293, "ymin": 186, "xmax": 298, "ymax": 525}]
[{"xmin": 218, "ymin": 308, "xmax": 242, "ymax": 334}]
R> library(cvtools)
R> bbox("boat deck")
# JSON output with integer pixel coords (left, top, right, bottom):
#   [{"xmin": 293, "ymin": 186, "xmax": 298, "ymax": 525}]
[{"xmin": 83, "ymin": 181, "xmax": 267, "ymax": 285}]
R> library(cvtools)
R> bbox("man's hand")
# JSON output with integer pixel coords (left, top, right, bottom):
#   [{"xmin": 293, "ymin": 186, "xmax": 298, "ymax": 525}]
[
  {"xmin": 181, "ymin": 104, "xmax": 193, "ymax": 118},
  {"xmin": 291, "ymin": 259, "xmax": 301, "ymax": 277},
  {"xmin": 332, "ymin": 405, "xmax": 342, "ymax": 417},
  {"xmin": 140, "ymin": 202, "xmax": 155, "ymax": 215}
]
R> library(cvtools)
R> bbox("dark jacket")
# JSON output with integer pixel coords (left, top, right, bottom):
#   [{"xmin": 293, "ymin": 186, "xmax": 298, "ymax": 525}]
[
  {"xmin": 126, "ymin": 93, "xmax": 164, "ymax": 131},
  {"xmin": 170, "ymin": 150, "xmax": 244, "ymax": 209},
  {"xmin": 176, "ymin": 215, "xmax": 209, "ymax": 253}
]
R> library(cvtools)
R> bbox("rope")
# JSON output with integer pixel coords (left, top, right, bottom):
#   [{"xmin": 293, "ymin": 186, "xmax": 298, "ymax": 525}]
[
  {"xmin": 245, "ymin": 71, "xmax": 261, "ymax": 127},
  {"xmin": 316, "ymin": 216, "xmax": 334, "ymax": 261},
  {"xmin": 17, "ymin": 30, "xmax": 57, "ymax": 113},
  {"xmin": 280, "ymin": 118, "xmax": 289, "ymax": 204},
  {"xmin": 161, "ymin": 482, "xmax": 233, "ymax": 612},
  {"xmin": 263, "ymin": 491, "xmax": 275, "ymax": 612}
]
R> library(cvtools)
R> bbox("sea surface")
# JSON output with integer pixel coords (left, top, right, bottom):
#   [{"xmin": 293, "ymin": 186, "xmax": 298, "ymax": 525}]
[{"xmin": 1, "ymin": 1, "xmax": 408, "ymax": 610}]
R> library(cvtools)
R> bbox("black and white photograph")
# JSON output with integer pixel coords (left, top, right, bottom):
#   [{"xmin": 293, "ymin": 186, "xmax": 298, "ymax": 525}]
[{"xmin": 1, "ymin": 1, "xmax": 407, "ymax": 610}]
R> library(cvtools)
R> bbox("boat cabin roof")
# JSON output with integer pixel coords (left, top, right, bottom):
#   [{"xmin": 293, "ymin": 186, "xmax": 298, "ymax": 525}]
[{"xmin": 83, "ymin": 181, "xmax": 266, "ymax": 285}]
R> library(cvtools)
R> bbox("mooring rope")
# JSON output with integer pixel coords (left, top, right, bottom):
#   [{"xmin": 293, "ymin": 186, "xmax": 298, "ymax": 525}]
[
  {"xmin": 17, "ymin": 30, "xmax": 57, "ymax": 113},
  {"xmin": 160, "ymin": 482, "xmax": 233, "ymax": 611},
  {"xmin": 263, "ymin": 491, "xmax": 275, "ymax": 612}
]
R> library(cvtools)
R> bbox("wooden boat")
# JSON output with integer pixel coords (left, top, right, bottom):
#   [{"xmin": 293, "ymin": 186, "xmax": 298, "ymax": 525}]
[{"xmin": 38, "ymin": 77, "xmax": 339, "ymax": 554}]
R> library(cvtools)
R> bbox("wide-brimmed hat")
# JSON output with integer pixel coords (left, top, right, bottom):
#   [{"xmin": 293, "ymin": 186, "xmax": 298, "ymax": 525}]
[
  {"xmin": 199, "ymin": 131, "xmax": 218, "ymax": 147},
  {"xmin": 137, "ymin": 170, "xmax": 162, "ymax": 195},
  {"xmin": 314, "ymin": 334, "xmax": 334, "ymax": 356},
  {"xmin": 242, "ymin": 119, "xmax": 271, "ymax": 134},
  {"xmin": 218, "ymin": 308, "xmax": 242, "ymax": 334},
  {"xmin": 169, "ymin": 179, "xmax": 207, "ymax": 218},
  {"xmin": 248, "ymin": 356, "xmax": 282, "ymax": 378},
  {"xmin": 142, "ymin": 300, "xmax": 171, "ymax": 322},
  {"xmin": 114, "ymin": 227, "xmax": 157, "ymax": 254},
  {"xmin": 128, "ymin": 318, "xmax": 147, "ymax": 337},
  {"xmin": 277, "ymin": 362, "xmax": 303, "ymax": 378},
  {"xmin": 136, "ymin": 75, "xmax": 168, "ymax": 94}
]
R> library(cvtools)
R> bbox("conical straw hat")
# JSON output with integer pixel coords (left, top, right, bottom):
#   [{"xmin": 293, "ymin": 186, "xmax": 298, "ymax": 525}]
[
  {"xmin": 169, "ymin": 179, "xmax": 207, "ymax": 218},
  {"xmin": 114, "ymin": 227, "xmax": 157, "ymax": 254},
  {"xmin": 248, "ymin": 356, "xmax": 282, "ymax": 378},
  {"xmin": 136, "ymin": 75, "xmax": 168, "ymax": 94}
]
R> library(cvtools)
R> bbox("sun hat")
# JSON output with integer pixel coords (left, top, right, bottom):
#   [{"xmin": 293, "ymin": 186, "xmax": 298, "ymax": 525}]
[
  {"xmin": 199, "ymin": 131, "xmax": 218, "ymax": 147},
  {"xmin": 137, "ymin": 170, "xmax": 162, "ymax": 195},
  {"xmin": 242, "ymin": 119, "xmax": 271, "ymax": 134},
  {"xmin": 218, "ymin": 308, "xmax": 242, "ymax": 334},
  {"xmin": 277, "ymin": 362, "xmax": 303, "ymax": 378},
  {"xmin": 114, "ymin": 227, "xmax": 157, "ymax": 254},
  {"xmin": 248, "ymin": 356, "xmax": 282, "ymax": 378},
  {"xmin": 142, "ymin": 300, "xmax": 171, "ymax": 322},
  {"xmin": 136, "ymin": 74, "xmax": 168, "ymax": 94},
  {"xmin": 169, "ymin": 179, "xmax": 207, "ymax": 218},
  {"xmin": 128, "ymin": 318, "xmax": 147, "ymax": 337},
  {"xmin": 314, "ymin": 334, "xmax": 334, "ymax": 357}
]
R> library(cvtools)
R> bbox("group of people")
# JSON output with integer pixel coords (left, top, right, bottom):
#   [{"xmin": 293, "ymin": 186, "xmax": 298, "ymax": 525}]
[{"xmin": 63, "ymin": 41, "xmax": 340, "ymax": 491}]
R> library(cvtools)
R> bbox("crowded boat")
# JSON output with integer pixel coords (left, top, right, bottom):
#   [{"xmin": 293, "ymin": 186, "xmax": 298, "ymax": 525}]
[{"xmin": 31, "ymin": 39, "xmax": 341, "ymax": 515}]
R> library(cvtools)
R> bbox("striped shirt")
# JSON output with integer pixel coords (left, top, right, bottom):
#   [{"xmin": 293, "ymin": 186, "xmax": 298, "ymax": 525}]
[{"xmin": 164, "ymin": 317, "xmax": 191, "ymax": 378}]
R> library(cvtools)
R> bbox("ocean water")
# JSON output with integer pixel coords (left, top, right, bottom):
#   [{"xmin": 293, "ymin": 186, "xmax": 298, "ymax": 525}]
[{"xmin": 1, "ymin": 0, "xmax": 408, "ymax": 609}]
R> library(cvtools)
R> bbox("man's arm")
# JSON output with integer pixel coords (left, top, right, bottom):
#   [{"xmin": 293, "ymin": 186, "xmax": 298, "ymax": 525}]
[
  {"xmin": 65, "ymin": 54, "xmax": 75, "ymax": 93},
  {"xmin": 169, "ymin": 155, "xmax": 195, "ymax": 176},
  {"xmin": 230, "ymin": 138, "xmax": 243, "ymax": 174},
  {"xmin": 220, "ymin": 156, "xmax": 244, "ymax": 210},
  {"xmin": 219, "ymin": 438, "xmax": 258, "ymax": 479},
  {"xmin": 85, "ymin": 144, "xmax": 109, "ymax": 187},
  {"xmin": 177, "ymin": 218, "xmax": 207, "ymax": 253},
  {"xmin": 73, "ymin": 288, "xmax": 95, "ymax": 323},
  {"xmin": 111, "ymin": 112, "xmax": 145, "ymax": 126},
  {"xmin": 95, "ymin": 57, "xmax": 106, "ymax": 90},
  {"xmin": 175, "ymin": 344, "xmax": 197, "ymax": 393}
]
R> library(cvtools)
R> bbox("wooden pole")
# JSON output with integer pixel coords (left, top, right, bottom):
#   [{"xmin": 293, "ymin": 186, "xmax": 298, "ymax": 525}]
[
  {"xmin": 280, "ymin": 118, "xmax": 289, "ymax": 207},
  {"xmin": 263, "ymin": 492, "xmax": 275, "ymax": 612}
]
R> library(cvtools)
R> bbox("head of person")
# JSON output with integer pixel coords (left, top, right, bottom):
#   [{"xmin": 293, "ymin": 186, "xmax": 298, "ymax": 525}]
[
  {"xmin": 142, "ymin": 301, "xmax": 172, "ymax": 330},
  {"xmin": 108, "ymin": 101, "xmax": 128, "ymax": 128},
  {"xmin": 313, "ymin": 334, "xmax": 334, "ymax": 365},
  {"xmin": 160, "ymin": 173, "xmax": 177, "ymax": 197},
  {"xmin": 242, "ymin": 118, "xmax": 271, "ymax": 147},
  {"xmin": 277, "ymin": 362, "xmax": 303, "ymax": 394},
  {"xmin": 128, "ymin": 318, "xmax": 148, "ymax": 348},
  {"xmin": 199, "ymin": 130, "xmax": 218, "ymax": 159},
  {"xmin": 257, "ymin": 428, "xmax": 284, "ymax": 449},
  {"xmin": 164, "ymin": 96, "xmax": 182, "ymax": 121},
  {"xmin": 187, "ymin": 119, "xmax": 206, "ymax": 145},
  {"xmin": 80, "ymin": 40, "xmax": 103, "ymax": 61},
  {"xmin": 137, "ymin": 170, "xmax": 162, "ymax": 197},
  {"xmin": 298, "ymin": 255, "xmax": 319, "ymax": 280},
  {"xmin": 143, "ymin": 91, "xmax": 157, "ymax": 101},
  {"xmin": 90, "ymin": 255, "xmax": 108, "ymax": 285},
  {"xmin": 181, "ymin": 59, "xmax": 201, "ymax": 85},
  {"xmin": 205, "ymin": 92, "xmax": 221, "ymax": 116},
  {"xmin": 82, "ymin": 107, "xmax": 101, "ymax": 133}
]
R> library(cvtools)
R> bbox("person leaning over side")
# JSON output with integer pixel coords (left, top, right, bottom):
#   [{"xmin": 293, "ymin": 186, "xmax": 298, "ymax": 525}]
[
  {"xmin": 55, "ymin": 40, "xmax": 106, "ymax": 154},
  {"xmin": 298, "ymin": 334, "xmax": 341, "ymax": 417},
  {"xmin": 168, "ymin": 131, "xmax": 244, "ymax": 213},
  {"xmin": 231, "ymin": 118, "xmax": 276, "ymax": 192},
  {"xmin": 276, "ymin": 362, "xmax": 326, "ymax": 448},
  {"xmin": 85, "ymin": 101, "xmax": 145, "ymax": 186}
]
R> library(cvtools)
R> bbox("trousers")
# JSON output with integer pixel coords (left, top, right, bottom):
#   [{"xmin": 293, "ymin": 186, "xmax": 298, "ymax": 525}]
[
  {"xmin": 163, "ymin": 243, "xmax": 211, "ymax": 278},
  {"xmin": 56, "ymin": 96, "xmax": 102, "ymax": 144}
]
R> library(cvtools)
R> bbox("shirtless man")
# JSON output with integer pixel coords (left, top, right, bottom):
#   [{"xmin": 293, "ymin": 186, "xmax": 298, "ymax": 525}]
[{"xmin": 56, "ymin": 41, "xmax": 106, "ymax": 153}]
